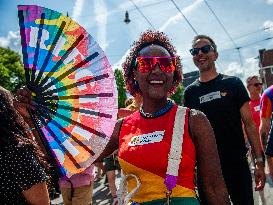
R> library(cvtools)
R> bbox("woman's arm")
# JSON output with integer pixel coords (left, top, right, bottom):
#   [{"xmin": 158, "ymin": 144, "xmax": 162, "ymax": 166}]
[
  {"xmin": 22, "ymin": 182, "xmax": 50, "ymax": 205},
  {"xmin": 95, "ymin": 119, "xmax": 122, "ymax": 162},
  {"xmin": 189, "ymin": 109, "xmax": 230, "ymax": 205}
]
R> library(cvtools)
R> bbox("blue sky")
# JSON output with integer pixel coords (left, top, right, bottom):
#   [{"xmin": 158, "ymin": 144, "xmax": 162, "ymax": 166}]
[{"xmin": 1, "ymin": 0, "xmax": 273, "ymax": 82}]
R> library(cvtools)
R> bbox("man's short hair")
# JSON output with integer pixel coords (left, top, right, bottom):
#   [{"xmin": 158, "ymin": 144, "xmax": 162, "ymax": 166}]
[
  {"xmin": 192, "ymin": 35, "xmax": 217, "ymax": 52},
  {"xmin": 246, "ymin": 75, "xmax": 259, "ymax": 86}
]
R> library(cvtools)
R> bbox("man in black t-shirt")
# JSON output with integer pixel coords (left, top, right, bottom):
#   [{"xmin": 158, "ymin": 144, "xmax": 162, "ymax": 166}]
[{"xmin": 184, "ymin": 35, "xmax": 265, "ymax": 205}]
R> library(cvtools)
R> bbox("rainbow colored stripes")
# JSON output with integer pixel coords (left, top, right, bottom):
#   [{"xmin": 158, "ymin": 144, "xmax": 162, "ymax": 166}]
[{"xmin": 18, "ymin": 5, "xmax": 117, "ymax": 177}]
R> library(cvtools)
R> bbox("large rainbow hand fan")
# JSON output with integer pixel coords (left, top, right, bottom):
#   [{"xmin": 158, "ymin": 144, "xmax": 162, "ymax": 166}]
[{"xmin": 18, "ymin": 5, "xmax": 118, "ymax": 177}]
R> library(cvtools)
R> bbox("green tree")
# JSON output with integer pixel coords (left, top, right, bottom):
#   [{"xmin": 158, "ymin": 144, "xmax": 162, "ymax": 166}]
[
  {"xmin": 114, "ymin": 68, "xmax": 127, "ymax": 108},
  {"xmin": 0, "ymin": 47, "xmax": 25, "ymax": 92},
  {"xmin": 170, "ymin": 83, "xmax": 184, "ymax": 105}
]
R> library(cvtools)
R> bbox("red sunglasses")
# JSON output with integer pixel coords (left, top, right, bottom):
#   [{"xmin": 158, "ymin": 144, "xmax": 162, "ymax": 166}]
[{"xmin": 136, "ymin": 56, "xmax": 176, "ymax": 73}]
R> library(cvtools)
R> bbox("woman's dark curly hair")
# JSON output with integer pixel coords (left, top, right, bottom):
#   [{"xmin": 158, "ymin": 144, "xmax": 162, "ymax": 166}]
[
  {"xmin": 0, "ymin": 86, "xmax": 47, "ymax": 168},
  {"xmin": 122, "ymin": 30, "xmax": 183, "ymax": 96}
]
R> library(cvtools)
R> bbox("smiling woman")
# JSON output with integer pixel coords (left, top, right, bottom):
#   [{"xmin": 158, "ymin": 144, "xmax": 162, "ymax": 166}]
[{"xmin": 95, "ymin": 30, "xmax": 231, "ymax": 205}]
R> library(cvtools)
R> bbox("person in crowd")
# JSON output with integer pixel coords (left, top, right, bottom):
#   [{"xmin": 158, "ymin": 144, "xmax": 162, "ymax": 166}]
[
  {"xmin": 94, "ymin": 161, "xmax": 105, "ymax": 181},
  {"xmin": 118, "ymin": 95, "xmax": 142, "ymax": 118},
  {"xmin": 184, "ymin": 35, "xmax": 265, "ymax": 205},
  {"xmin": 245, "ymin": 75, "xmax": 263, "ymax": 166},
  {"xmin": 125, "ymin": 95, "xmax": 143, "ymax": 111},
  {"xmin": 260, "ymin": 85, "xmax": 273, "ymax": 182},
  {"xmin": 104, "ymin": 149, "xmax": 121, "ymax": 205},
  {"xmin": 0, "ymin": 86, "xmax": 50, "ymax": 205},
  {"xmin": 246, "ymin": 75, "xmax": 263, "ymax": 130},
  {"xmin": 58, "ymin": 165, "xmax": 96, "ymax": 205},
  {"xmin": 246, "ymin": 75, "xmax": 266, "ymax": 204},
  {"xmin": 101, "ymin": 30, "xmax": 230, "ymax": 205}
]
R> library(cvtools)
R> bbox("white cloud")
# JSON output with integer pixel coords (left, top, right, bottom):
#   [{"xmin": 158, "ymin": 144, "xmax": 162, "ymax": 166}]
[
  {"xmin": 72, "ymin": 0, "xmax": 85, "ymax": 22},
  {"xmin": 263, "ymin": 20, "xmax": 273, "ymax": 34},
  {"xmin": 159, "ymin": 0, "xmax": 203, "ymax": 32},
  {"xmin": 0, "ymin": 31, "xmax": 21, "ymax": 52},
  {"xmin": 224, "ymin": 57, "xmax": 259, "ymax": 83},
  {"xmin": 267, "ymin": 0, "xmax": 273, "ymax": 5},
  {"xmin": 94, "ymin": 0, "xmax": 108, "ymax": 50}
]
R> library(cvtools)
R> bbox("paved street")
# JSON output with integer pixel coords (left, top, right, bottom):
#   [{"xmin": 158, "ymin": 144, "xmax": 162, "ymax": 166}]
[{"xmin": 51, "ymin": 170, "xmax": 273, "ymax": 205}]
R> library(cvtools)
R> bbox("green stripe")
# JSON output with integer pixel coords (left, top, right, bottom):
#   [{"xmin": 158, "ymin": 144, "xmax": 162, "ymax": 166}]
[{"xmin": 139, "ymin": 197, "xmax": 200, "ymax": 205}]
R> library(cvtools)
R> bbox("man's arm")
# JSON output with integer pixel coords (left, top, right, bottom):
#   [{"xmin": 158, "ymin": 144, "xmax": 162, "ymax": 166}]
[
  {"xmin": 259, "ymin": 118, "xmax": 271, "ymax": 150},
  {"xmin": 240, "ymin": 101, "xmax": 265, "ymax": 190}
]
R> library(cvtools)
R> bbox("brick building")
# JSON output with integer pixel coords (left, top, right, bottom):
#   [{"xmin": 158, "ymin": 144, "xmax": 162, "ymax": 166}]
[{"xmin": 259, "ymin": 49, "xmax": 273, "ymax": 88}]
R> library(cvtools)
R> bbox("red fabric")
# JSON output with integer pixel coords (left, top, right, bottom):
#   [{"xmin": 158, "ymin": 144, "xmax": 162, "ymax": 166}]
[
  {"xmin": 249, "ymin": 98, "xmax": 261, "ymax": 129},
  {"xmin": 261, "ymin": 94, "xmax": 272, "ymax": 119},
  {"xmin": 118, "ymin": 105, "xmax": 196, "ymax": 190}
]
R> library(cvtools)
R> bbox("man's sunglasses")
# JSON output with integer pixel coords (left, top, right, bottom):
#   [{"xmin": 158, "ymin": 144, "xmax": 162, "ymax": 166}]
[
  {"xmin": 189, "ymin": 45, "xmax": 214, "ymax": 56},
  {"xmin": 136, "ymin": 56, "xmax": 176, "ymax": 73},
  {"xmin": 252, "ymin": 83, "xmax": 263, "ymax": 87}
]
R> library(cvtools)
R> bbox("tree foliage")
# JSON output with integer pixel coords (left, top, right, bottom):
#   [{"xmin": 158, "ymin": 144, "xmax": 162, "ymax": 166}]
[
  {"xmin": 170, "ymin": 83, "xmax": 184, "ymax": 105},
  {"xmin": 0, "ymin": 47, "xmax": 25, "ymax": 92},
  {"xmin": 114, "ymin": 69, "xmax": 127, "ymax": 108}
]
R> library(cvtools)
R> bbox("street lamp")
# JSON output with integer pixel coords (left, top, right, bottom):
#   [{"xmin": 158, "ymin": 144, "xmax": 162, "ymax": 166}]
[{"xmin": 124, "ymin": 11, "xmax": 130, "ymax": 24}]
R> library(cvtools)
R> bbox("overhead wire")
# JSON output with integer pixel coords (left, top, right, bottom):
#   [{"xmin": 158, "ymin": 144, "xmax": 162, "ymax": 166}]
[
  {"xmin": 233, "ymin": 26, "xmax": 273, "ymax": 41},
  {"xmin": 241, "ymin": 36, "xmax": 273, "ymax": 48},
  {"xmin": 129, "ymin": 0, "xmax": 156, "ymax": 30},
  {"xmin": 203, "ymin": 0, "xmax": 243, "ymax": 67},
  {"xmin": 219, "ymin": 35, "xmax": 273, "ymax": 52},
  {"xmin": 72, "ymin": 0, "xmax": 271, "ymax": 72},
  {"xmin": 169, "ymin": 0, "xmax": 223, "ymax": 71},
  {"xmin": 168, "ymin": 1, "xmax": 223, "ymax": 71},
  {"xmin": 170, "ymin": 0, "xmax": 198, "ymax": 35}
]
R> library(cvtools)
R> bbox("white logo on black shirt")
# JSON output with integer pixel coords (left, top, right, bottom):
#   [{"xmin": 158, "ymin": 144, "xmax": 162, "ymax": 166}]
[{"xmin": 199, "ymin": 91, "xmax": 221, "ymax": 104}]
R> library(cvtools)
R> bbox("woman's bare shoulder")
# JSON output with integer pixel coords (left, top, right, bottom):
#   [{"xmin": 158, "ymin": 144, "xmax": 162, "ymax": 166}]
[
  {"xmin": 188, "ymin": 109, "xmax": 213, "ymax": 141},
  {"xmin": 188, "ymin": 109, "xmax": 207, "ymax": 122}
]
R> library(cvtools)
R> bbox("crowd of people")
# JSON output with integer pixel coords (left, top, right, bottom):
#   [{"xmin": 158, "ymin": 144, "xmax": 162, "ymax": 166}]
[{"xmin": 0, "ymin": 29, "xmax": 273, "ymax": 205}]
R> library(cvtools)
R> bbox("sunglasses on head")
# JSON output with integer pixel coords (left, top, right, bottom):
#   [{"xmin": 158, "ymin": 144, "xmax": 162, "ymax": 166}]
[
  {"xmin": 252, "ymin": 83, "xmax": 263, "ymax": 87},
  {"xmin": 136, "ymin": 56, "xmax": 176, "ymax": 73},
  {"xmin": 189, "ymin": 45, "xmax": 214, "ymax": 56}
]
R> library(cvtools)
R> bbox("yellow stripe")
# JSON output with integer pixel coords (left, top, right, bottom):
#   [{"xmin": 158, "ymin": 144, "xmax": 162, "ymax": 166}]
[{"xmin": 119, "ymin": 159, "xmax": 196, "ymax": 203}]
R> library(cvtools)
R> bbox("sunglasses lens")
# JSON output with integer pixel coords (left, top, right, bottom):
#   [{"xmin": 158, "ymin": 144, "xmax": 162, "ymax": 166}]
[
  {"xmin": 137, "ymin": 57, "xmax": 153, "ymax": 73},
  {"xmin": 254, "ymin": 83, "xmax": 262, "ymax": 87},
  {"xmin": 201, "ymin": 45, "xmax": 212, "ymax": 54},
  {"xmin": 158, "ymin": 58, "xmax": 176, "ymax": 72},
  {"xmin": 190, "ymin": 48, "xmax": 199, "ymax": 56}
]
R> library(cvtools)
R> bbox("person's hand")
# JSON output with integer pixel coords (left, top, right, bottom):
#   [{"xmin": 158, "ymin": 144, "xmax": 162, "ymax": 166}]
[
  {"xmin": 254, "ymin": 162, "xmax": 266, "ymax": 191},
  {"xmin": 14, "ymin": 86, "xmax": 33, "ymax": 119}
]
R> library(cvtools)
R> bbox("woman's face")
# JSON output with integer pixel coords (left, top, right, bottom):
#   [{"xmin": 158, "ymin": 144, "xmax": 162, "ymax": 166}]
[{"xmin": 135, "ymin": 44, "xmax": 174, "ymax": 101}]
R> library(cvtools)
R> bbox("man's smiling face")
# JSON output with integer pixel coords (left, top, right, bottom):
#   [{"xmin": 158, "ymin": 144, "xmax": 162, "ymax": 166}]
[{"xmin": 192, "ymin": 38, "xmax": 218, "ymax": 72}]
